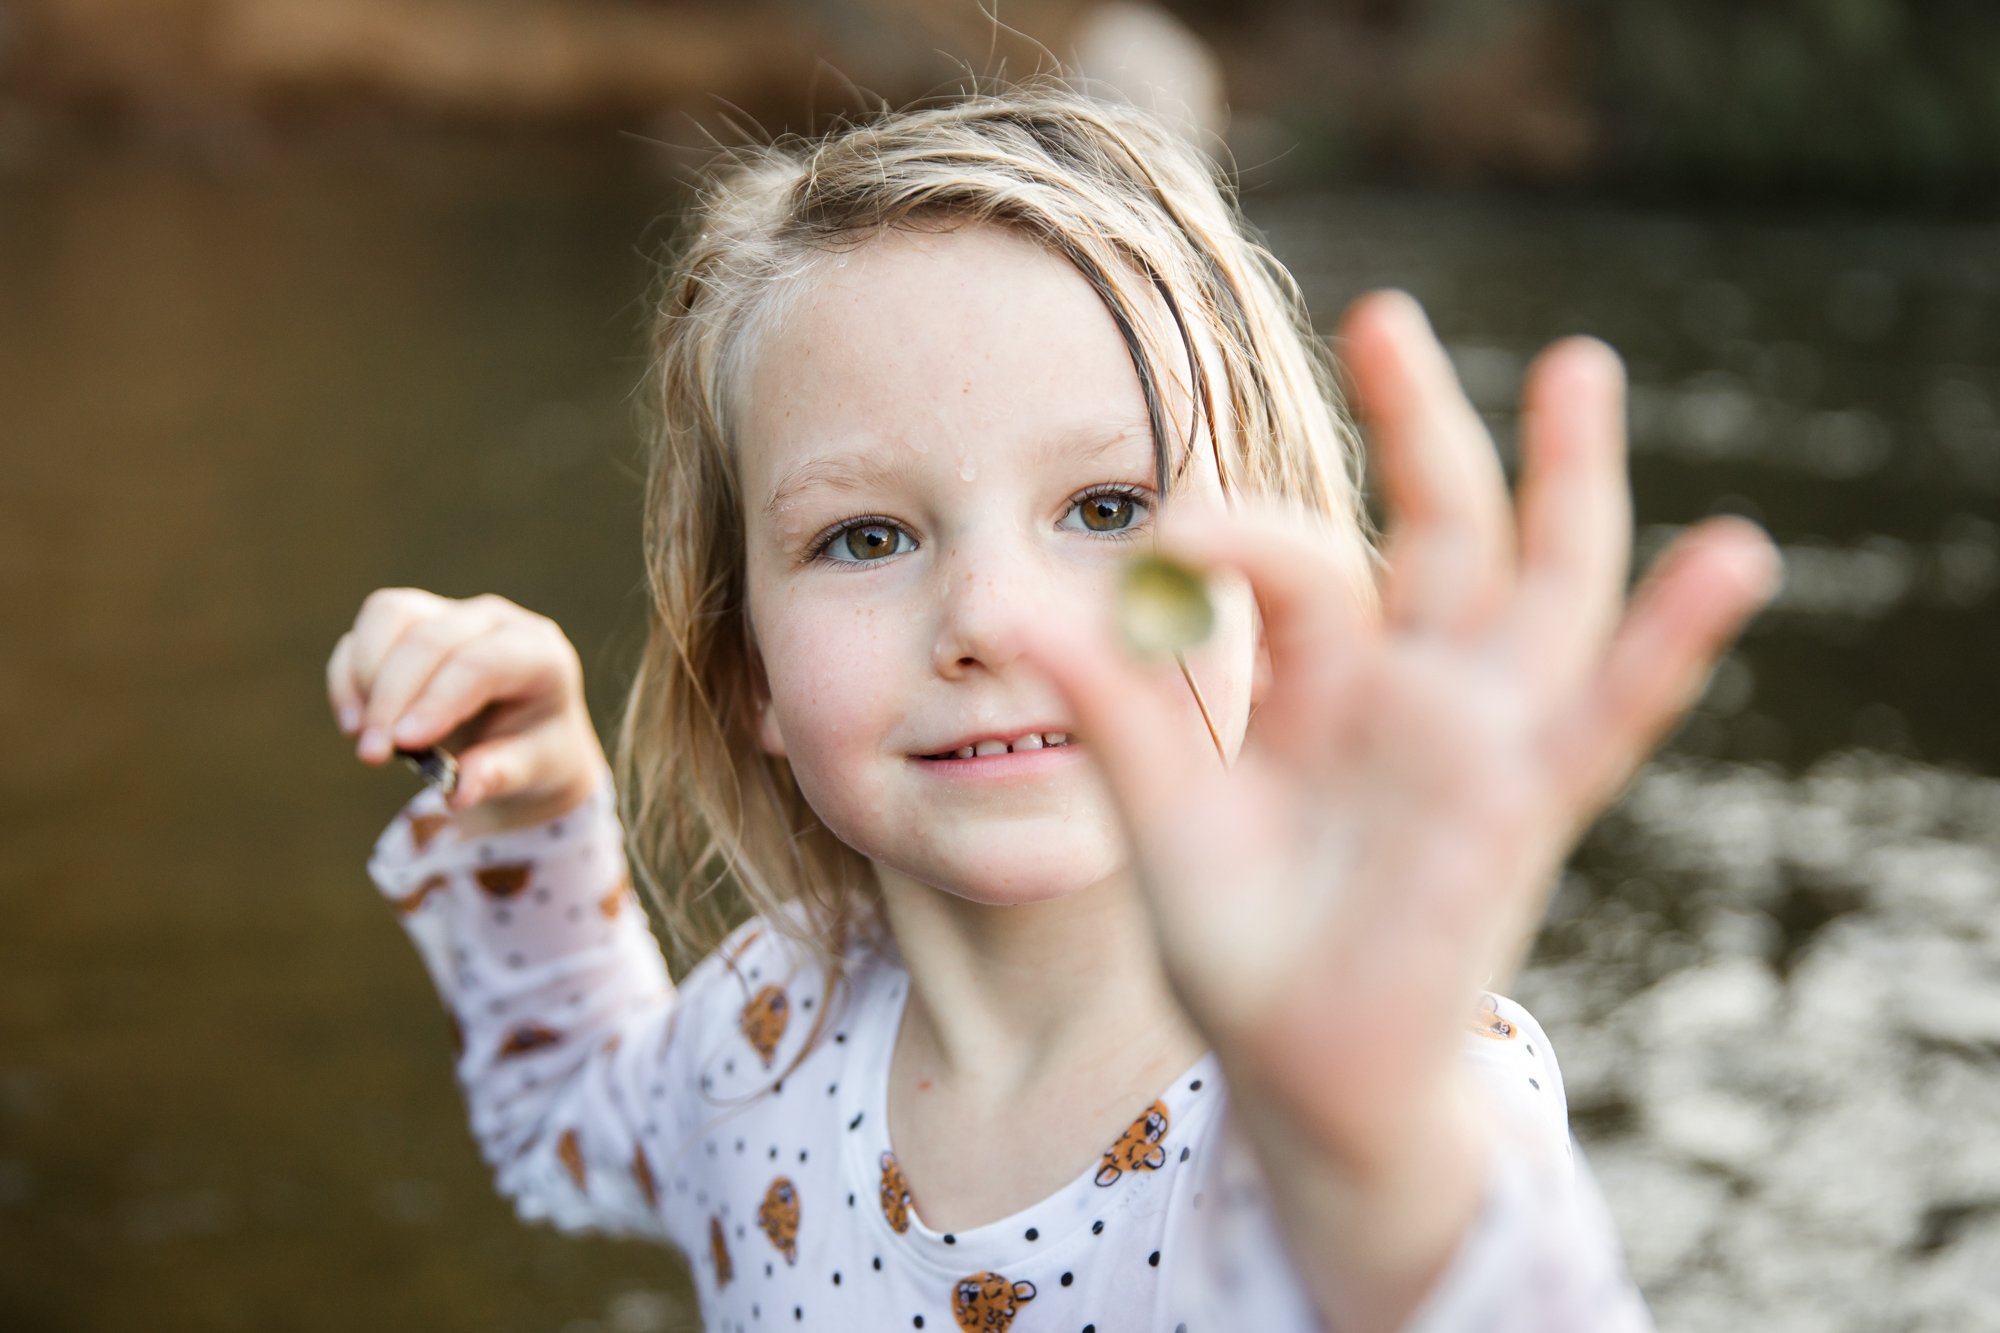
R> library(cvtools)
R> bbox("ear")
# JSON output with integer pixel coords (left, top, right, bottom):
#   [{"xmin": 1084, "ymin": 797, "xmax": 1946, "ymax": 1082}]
[
  {"xmin": 755, "ymin": 698, "xmax": 786, "ymax": 758},
  {"xmin": 744, "ymin": 629, "xmax": 788, "ymax": 758}
]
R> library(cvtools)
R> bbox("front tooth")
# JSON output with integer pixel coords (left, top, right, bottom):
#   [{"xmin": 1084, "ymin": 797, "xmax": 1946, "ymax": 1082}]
[
  {"xmin": 973, "ymin": 739, "xmax": 1008, "ymax": 757},
  {"xmin": 955, "ymin": 746, "xmax": 976, "ymax": 759},
  {"xmin": 1045, "ymin": 732, "xmax": 1068, "ymax": 746},
  {"xmin": 1012, "ymin": 733, "xmax": 1044, "ymax": 751}
]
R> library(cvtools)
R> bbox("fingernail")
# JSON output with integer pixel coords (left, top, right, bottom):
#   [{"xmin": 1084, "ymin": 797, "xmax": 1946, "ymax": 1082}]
[
  {"xmin": 339, "ymin": 704, "xmax": 360, "ymax": 734},
  {"xmin": 392, "ymin": 714, "xmax": 425, "ymax": 744},
  {"xmin": 359, "ymin": 727, "xmax": 387, "ymax": 760}
]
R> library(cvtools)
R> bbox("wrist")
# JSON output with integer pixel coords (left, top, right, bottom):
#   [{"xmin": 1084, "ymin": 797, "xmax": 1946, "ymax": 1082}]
[{"xmin": 1223, "ymin": 1060, "xmax": 1491, "ymax": 1333}]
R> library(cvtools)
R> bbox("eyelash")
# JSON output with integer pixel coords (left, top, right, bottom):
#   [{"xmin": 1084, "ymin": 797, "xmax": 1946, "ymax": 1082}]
[{"xmin": 804, "ymin": 483, "xmax": 1155, "ymax": 567}]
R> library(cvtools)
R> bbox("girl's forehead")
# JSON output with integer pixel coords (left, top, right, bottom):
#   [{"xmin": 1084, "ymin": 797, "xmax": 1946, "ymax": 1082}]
[{"xmin": 733, "ymin": 225, "xmax": 1178, "ymax": 486}]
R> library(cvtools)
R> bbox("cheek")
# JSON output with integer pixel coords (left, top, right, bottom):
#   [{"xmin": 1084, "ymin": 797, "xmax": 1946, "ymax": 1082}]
[{"xmin": 756, "ymin": 596, "xmax": 901, "ymax": 757}]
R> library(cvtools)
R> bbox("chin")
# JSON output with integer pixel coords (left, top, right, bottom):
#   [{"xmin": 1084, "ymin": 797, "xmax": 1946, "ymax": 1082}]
[{"xmin": 876, "ymin": 836, "xmax": 1127, "ymax": 908}]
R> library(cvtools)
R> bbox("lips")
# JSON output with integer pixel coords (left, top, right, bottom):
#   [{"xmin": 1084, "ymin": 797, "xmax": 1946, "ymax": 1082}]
[{"xmin": 919, "ymin": 729, "xmax": 1073, "ymax": 760}]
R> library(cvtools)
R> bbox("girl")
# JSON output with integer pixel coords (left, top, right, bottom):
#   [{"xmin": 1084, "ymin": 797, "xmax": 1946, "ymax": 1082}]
[{"xmin": 327, "ymin": 85, "xmax": 1776, "ymax": 1332}]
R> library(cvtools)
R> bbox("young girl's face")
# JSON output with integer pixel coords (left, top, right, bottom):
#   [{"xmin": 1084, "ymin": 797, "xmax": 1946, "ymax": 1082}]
[{"xmin": 735, "ymin": 224, "xmax": 1261, "ymax": 906}]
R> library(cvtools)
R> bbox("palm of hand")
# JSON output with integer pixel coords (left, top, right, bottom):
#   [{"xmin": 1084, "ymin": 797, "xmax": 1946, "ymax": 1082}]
[{"xmin": 1027, "ymin": 291, "xmax": 1778, "ymax": 1169}]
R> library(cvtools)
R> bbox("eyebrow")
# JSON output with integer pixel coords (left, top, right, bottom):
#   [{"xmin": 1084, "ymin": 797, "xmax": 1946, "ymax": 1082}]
[
  {"xmin": 762, "ymin": 450, "xmax": 905, "ymax": 520},
  {"xmin": 760, "ymin": 423, "xmax": 1153, "ymax": 519}
]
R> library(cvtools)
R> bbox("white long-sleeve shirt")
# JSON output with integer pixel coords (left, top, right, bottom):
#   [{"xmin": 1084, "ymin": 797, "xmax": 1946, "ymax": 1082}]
[{"xmin": 367, "ymin": 769, "xmax": 1653, "ymax": 1332}]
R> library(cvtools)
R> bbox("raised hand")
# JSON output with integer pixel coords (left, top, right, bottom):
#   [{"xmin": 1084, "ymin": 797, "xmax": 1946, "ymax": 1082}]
[
  {"xmin": 1019, "ymin": 290, "xmax": 1777, "ymax": 1322},
  {"xmin": 326, "ymin": 588, "xmax": 608, "ymax": 835}
]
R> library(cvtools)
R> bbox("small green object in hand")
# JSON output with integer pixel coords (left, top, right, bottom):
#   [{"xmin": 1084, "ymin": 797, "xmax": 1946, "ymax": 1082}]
[{"xmin": 1118, "ymin": 553, "xmax": 1214, "ymax": 657}]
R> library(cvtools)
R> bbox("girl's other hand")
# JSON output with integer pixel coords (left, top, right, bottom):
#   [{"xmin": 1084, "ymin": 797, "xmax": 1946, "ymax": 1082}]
[{"xmin": 326, "ymin": 589, "xmax": 608, "ymax": 837}]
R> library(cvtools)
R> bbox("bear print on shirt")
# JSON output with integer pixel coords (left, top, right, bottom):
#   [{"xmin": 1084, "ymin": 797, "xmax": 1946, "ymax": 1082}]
[
  {"xmin": 557, "ymin": 1127, "xmax": 586, "ymax": 1192},
  {"xmin": 1095, "ymin": 1099, "xmax": 1170, "ymax": 1186},
  {"xmin": 1472, "ymin": 992, "xmax": 1520, "ymax": 1041},
  {"xmin": 597, "ymin": 873, "xmax": 633, "ymax": 920},
  {"xmin": 406, "ymin": 811, "xmax": 449, "ymax": 852},
  {"xmin": 709, "ymin": 1213, "xmax": 734, "ymax": 1288},
  {"xmin": 951, "ymin": 1272, "xmax": 1036, "ymax": 1332},
  {"xmin": 879, "ymin": 1152, "xmax": 914, "ymax": 1233},
  {"xmin": 474, "ymin": 863, "xmax": 533, "ymax": 898},
  {"xmin": 759, "ymin": 1176, "xmax": 800, "ymax": 1264},
  {"xmin": 632, "ymin": 1144, "xmax": 659, "ymax": 1209},
  {"xmin": 498, "ymin": 1022, "xmax": 564, "ymax": 1058},
  {"xmin": 393, "ymin": 872, "xmax": 448, "ymax": 915},
  {"xmin": 741, "ymin": 985, "xmax": 790, "ymax": 1068}
]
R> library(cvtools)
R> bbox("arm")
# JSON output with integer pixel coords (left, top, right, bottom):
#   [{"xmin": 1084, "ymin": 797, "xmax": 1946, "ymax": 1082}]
[
  {"xmin": 367, "ymin": 765, "xmax": 687, "ymax": 1243},
  {"xmin": 329, "ymin": 589, "xmax": 694, "ymax": 1248},
  {"xmin": 1166, "ymin": 997, "xmax": 1647, "ymax": 1333},
  {"xmin": 1020, "ymin": 291, "xmax": 1777, "ymax": 1331}
]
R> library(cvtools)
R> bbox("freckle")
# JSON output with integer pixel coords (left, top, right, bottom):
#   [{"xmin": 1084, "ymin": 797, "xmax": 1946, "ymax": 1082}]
[{"xmin": 916, "ymin": 1078, "xmax": 932, "ymax": 1092}]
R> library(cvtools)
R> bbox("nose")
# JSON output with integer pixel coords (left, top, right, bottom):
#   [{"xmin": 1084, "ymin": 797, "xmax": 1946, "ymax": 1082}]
[{"xmin": 929, "ymin": 537, "xmax": 1044, "ymax": 679}]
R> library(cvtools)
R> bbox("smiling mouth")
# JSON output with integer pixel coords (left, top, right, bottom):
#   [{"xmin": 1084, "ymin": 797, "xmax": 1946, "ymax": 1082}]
[{"xmin": 920, "ymin": 731, "xmax": 1073, "ymax": 761}]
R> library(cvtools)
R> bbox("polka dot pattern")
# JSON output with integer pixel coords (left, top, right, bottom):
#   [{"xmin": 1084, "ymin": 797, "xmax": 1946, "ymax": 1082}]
[{"xmin": 366, "ymin": 775, "xmax": 1634, "ymax": 1332}]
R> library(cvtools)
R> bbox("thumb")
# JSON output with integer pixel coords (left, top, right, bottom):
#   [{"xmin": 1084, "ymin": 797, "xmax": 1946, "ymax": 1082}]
[
  {"xmin": 446, "ymin": 729, "xmax": 588, "ymax": 812},
  {"xmin": 1012, "ymin": 615, "xmax": 1203, "ymax": 837}
]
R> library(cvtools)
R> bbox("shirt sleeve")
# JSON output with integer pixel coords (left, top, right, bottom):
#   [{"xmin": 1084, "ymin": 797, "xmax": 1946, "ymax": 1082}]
[
  {"xmin": 365, "ymin": 765, "xmax": 692, "ymax": 1251},
  {"xmin": 1397, "ymin": 1141, "xmax": 1652, "ymax": 1333},
  {"xmin": 1398, "ymin": 994, "xmax": 1654, "ymax": 1333},
  {"xmin": 1168, "ymin": 994, "xmax": 1652, "ymax": 1333}
]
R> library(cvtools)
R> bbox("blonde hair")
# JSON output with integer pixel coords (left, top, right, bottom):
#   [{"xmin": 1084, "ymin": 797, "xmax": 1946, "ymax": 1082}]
[{"xmin": 614, "ymin": 81, "xmax": 1373, "ymax": 987}]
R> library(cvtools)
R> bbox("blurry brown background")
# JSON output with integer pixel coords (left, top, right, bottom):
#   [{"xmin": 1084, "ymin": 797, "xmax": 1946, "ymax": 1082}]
[
  {"xmin": 6, "ymin": 0, "xmax": 2000, "ymax": 200},
  {"xmin": 4, "ymin": 2, "xmax": 2000, "ymax": 1331}
]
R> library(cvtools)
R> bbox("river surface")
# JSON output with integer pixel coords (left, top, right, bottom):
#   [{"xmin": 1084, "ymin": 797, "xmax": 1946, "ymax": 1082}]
[{"xmin": 3, "ymin": 133, "xmax": 1997, "ymax": 1331}]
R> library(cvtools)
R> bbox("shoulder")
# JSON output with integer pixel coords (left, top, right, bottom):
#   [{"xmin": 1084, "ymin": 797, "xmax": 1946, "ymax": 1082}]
[
  {"xmin": 675, "ymin": 903, "xmax": 870, "ymax": 1003},
  {"xmin": 668, "ymin": 906, "xmax": 884, "ymax": 1081},
  {"xmin": 1461, "ymin": 990, "xmax": 1573, "ymax": 1173}
]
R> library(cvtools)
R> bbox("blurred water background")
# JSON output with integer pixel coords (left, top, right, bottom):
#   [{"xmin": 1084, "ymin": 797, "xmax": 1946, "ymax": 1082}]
[{"xmin": 4, "ymin": 3, "xmax": 1999, "ymax": 1330}]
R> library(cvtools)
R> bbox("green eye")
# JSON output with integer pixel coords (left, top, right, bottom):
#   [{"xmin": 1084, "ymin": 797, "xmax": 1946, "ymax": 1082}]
[
  {"xmin": 1081, "ymin": 494, "xmax": 1136, "ymax": 532},
  {"xmin": 1117, "ymin": 553, "xmax": 1214, "ymax": 657},
  {"xmin": 840, "ymin": 524, "xmax": 901, "ymax": 561}
]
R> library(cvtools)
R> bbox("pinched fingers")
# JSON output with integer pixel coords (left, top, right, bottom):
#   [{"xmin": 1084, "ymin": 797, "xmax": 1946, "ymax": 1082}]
[
  {"xmin": 328, "ymin": 587, "xmax": 443, "ymax": 744},
  {"xmin": 1341, "ymin": 290, "xmax": 1514, "ymax": 637},
  {"xmin": 1014, "ymin": 612, "xmax": 1211, "ymax": 843},
  {"xmin": 1553, "ymin": 518, "xmax": 1780, "ymax": 814},
  {"xmin": 1154, "ymin": 499, "xmax": 1379, "ymax": 765},
  {"xmin": 447, "ymin": 720, "xmax": 583, "ymax": 811},
  {"xmin": 394, "ymin": 615, "xmax": 582, "ymax": 754},
  {"xmin": 351, "ymin": 597, "xmax": 510, "ymax": 761},
  {"xmin": 326, "ymin": 631, "xmax": 364, "ymax": 734},
  {"xmin": 1502, "ymin": 337, "xmax": 1632, "ymax": 697}
]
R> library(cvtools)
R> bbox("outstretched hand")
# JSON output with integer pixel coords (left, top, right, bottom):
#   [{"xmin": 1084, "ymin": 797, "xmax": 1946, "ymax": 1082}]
[{"xmin": 1020, "ymin": 290, "xmax": 1777, "ymax": 1233}]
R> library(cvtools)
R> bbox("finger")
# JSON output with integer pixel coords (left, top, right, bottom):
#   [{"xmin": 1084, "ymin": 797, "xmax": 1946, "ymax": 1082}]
[
  {"xmin": 1156, "ymin": 498, "xmax": 1379, "ymax": 765},
  {"xmin": 326, "ymin": 632, "xmax": 362, "ymax": 734},
  {"xmin": 1554, "ymin": 518, "xmax": 1781, "ymax": 812},
  {"xmin": 1340, "ymin": 290, "xmax": 1514, "ymax": 635},
  {"xmin": 1502, "ymin": 337, "xmax": 1631, "ymax": 694},
  {"xmin": 447, "ymin": 729, "xmax": 552, "ymax": 810},
  {"xmin": 393, "ymin": 619, "xmax": 578, "ymax": 754},
  {"xmin": 357, "ymin": 606, "xmax": 505, "ymax": 762},
  {"xmin": 344, "ymin": 588, "xmax": 444, "ymax": 699},
  {"xmin": 1014, "ymin": 613, "xmax": 1210, "ymax": 838},
  {"xmin": 345, "ymin": 590, "xmax": 442, "ymax": 759}
]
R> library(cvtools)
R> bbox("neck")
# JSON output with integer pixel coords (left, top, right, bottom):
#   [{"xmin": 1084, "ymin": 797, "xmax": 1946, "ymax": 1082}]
[{"xmin": 874, "ymin": 866, "xmax": 1206, "ymax": 1099}]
